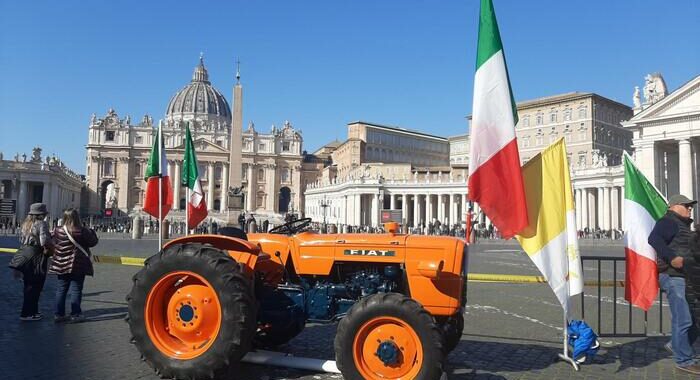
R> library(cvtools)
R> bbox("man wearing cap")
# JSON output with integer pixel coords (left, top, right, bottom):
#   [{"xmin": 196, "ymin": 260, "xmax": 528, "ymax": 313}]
[{"xmin": 649, "ymin": 194, "xmax": 699, "ymax": 374}]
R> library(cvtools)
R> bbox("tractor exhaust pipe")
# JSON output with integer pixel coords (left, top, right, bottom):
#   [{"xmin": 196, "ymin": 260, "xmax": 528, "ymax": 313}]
[{"xmin": 242, "ymin": 350, "xmax": 341, "ymax": 374}]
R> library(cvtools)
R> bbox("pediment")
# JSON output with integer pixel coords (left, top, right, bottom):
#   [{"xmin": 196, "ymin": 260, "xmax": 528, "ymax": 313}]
[
  {"xmin": 173, "ymin": 138, "xmax": 228, "ymax": 153},
  {"xmin": 632, "ymin": 75, "xmax": 700, "ymax": 120}
]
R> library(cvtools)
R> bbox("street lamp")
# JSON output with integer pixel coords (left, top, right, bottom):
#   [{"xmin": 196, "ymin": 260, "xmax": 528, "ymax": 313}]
[{"xmin": 320, "ymin": 196, "xmax": 330, "ymax": 233}]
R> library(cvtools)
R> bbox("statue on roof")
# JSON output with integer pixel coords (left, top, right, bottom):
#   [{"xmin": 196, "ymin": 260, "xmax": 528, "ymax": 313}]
[
  {"xmin": 31, "ymin": 147, "xmax": 42, "ymax": 162},
  {"xmin": 643, "ymin": 73, "xmax": 668, "ymax": 105},
  {"xmin": 633, "ymin": 86, "xmax": 641, "ymax": 109}
]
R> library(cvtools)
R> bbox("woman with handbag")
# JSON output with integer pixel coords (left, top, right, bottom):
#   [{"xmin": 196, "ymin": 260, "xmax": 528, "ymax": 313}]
[
  {"xmin": 49, "ymin": 208, "xmax": 98, "ymax": 323},
  {"xmin": 9, "ymin": 203, "xmax": 54, "ymax": 321}
]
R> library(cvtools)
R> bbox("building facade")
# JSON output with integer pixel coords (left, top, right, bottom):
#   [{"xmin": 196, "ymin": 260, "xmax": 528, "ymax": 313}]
[
  {"xmin": 0, "ymin": 147, "xmax": 83, "ymax": 225},
  {"xmin": 305, "ymin": 92, "xmax": 635, "ymax": 231},
  {"xmin": 623, "ymin": 74, "xmax": 700, "ymax": 220},
  {"xmin": 84, "ymin": 57, "xmax": 304, "ymax": 220}
]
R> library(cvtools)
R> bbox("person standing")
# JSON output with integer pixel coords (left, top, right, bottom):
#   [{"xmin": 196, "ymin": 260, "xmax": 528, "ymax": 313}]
[
  {"xmin": 648, "ymin": 194, "xmax": 700, "ymax": 375},
  {"xmin": 13, "ymin": 203, "xmax": 53, "ymax": 321},
  {"xmin": 49, "ymin": 208, "xmax": 98, "ymax": 323}
]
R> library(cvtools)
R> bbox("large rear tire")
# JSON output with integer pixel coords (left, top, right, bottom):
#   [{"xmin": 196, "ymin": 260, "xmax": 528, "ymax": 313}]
[
  {"xmin": 334, "ymin": 293, "xmax": 445, "ymax": 380},
  {"xmin": 126, "ymin": 243, "xmax": 256, "ymax": 379}
]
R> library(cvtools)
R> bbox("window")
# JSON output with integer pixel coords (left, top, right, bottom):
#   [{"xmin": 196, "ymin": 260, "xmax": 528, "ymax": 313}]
[
  {"xmin": 564, "ymin": 109, "xmax": 572, "ymax": 121},
  {"xmin": 105, "ymin": 131, "xmax": 115, "ymax": 142},
  {"xmin": 135, "ymin": 163, "xmax": 142, "ymax": 177},
  {"xmin": 578, "ymin": 153, "xmax": 586, "ymax": 167},
  {"xmin": 215, "ymin": 140, "xmax": 222, "ymax": 146},
  {"xmin": 256, "ymin": 191, "xmax": 265, "ymax": 208},
  {"xmin": 536, "ymin": 113, "xmax": 543, "ymax": 125},
  {"xmin": 258, "ymin": 168, "xmax": 265, "ymax": 182},
  {"xmin": 103, "ymin": 160, "xmax": 114, "ymax": 176},
  {"xmin": 536, "ymin": 135, "xmax": 543, "ymax": 146},
  {"xmin": 215, "ymin": 165, "xmax": 222, "ymax": 180},
  {"xmin": 522, "ymin": 116, "xmax": 530, "ymax": 127},
  {"xmin": 258, "ymin": 143, "xmax": 265, "ymax": 152},
  {"xmin": 242, "ymin": 168, "xmax": 247, "ymax": 180},
  {"xmin": 578, "ymin": 107, "xmax": 587, "ymax": 119},
  {"xmin": 282, "ymin": 142, "xmax": 290, "ymax": 152},
  {"xmin": 135, "ymin": 135, "xmax": 143, "ymax": 144},
  {"xmin": 281, "ymin": 167, "xmax": 290, "ymax": 182},
  {"xmin": 550, "ymin": 113, "xmax": 557, "ymax": 123}
]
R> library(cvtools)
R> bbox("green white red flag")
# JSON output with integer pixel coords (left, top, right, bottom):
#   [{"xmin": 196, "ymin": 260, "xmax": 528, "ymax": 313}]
[
  {"xmin": 143, "ymin": 125, "xmax": 173, "ymax": 220},
  {"xmin": 623, "ymin": 152, "xmax": 667, "ymax": 311},
  {"xmin": 182, "ymin": 124, "xmax": 207, "ymax": 229},
  {"xmin": 468, "ymin": 0, "xmax": 528, "ymax": 239}
]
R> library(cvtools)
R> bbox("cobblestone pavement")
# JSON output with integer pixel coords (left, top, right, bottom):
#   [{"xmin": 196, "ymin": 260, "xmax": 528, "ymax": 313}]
[{"xmin": 1, "ymin": 241, "xmax": 699, "ymax": 379}]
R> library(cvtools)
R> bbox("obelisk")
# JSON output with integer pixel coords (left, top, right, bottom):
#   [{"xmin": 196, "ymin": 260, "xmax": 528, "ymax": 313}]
[{"xmin": 226, "ymin": 61, "xmax": 244, "ymax": 217}]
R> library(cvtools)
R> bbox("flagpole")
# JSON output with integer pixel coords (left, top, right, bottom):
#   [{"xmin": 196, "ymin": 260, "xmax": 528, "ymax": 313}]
[
  {"xmin": 557, "ymin": 285, "xmax": 579, "ymax": 370},
  {"xmin": 185, "ymin": 187, "xmax": 190, "ymax": 236},
  {"xmin": 158, "ymin": 122, "xmax": 163, "ymax": 251}
]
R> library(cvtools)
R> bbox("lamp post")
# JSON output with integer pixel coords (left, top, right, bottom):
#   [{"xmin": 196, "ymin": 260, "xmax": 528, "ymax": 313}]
[{"xmin": 320, "ymin": 196, "xmax": 330, "ymax": 233}]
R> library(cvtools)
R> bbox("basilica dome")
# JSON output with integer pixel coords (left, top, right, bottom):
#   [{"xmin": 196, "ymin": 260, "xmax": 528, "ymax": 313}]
[{"xmin": 165, "ymin": 57, "xmax": 231, "ymax": 123}]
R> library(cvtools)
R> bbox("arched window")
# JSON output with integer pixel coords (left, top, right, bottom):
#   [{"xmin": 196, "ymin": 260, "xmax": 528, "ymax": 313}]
[
  {"xmin": 258, "ymin": 168, "xmax": 265, "ymax": 182},
  {"xmin": 134, "ymin": 162, "xmax": 142, "ymax": 177}
]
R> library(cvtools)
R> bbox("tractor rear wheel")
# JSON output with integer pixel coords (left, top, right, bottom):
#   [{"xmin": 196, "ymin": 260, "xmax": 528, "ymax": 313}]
[
  {"xmin": 334, "ymin": 293, "xmax": 445, "ymax": 380},
  {"xmin": 126, "ymin": 243, "xmax": 256, "ymax": 380}
]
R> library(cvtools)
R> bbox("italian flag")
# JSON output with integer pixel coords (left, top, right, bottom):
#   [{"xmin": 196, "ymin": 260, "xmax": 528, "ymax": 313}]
[
  {"xmin": 468, "ymin": 0, "xmax": 528, "ymax": 239},
  {"xmin": 182, "ymin": 124, "xmax": 207, "ymax": 229},
  {"xmin": 623, "ymin": 153, "xmax": 667, "ymax": 311},
  {"xmin": 143, "ymin": 125, "xmax": 173, "ymax": 220}
]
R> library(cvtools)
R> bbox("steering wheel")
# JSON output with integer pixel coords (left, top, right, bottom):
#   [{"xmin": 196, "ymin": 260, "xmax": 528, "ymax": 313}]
[{"xmin": 269, "ymin": 218, "xmax": 312, "ymax": 235}]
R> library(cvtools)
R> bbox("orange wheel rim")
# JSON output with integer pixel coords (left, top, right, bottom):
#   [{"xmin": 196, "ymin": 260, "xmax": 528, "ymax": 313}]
[
  {"xmin": 353, "ymin": 316, "xmax": 423, "ymax": 379},
  {"xmin": 145, "ymin": 271, "xmax": 222, "ymax": 359}
]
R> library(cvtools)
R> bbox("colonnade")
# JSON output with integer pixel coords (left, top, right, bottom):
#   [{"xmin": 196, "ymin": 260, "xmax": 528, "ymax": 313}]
[{"xmin": 574, "ymin": 186, "xmax": 624, "ymax": 231}]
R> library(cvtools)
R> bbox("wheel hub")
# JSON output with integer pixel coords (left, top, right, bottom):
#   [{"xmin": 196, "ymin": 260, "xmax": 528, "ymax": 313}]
[
  {"xmin": 376, "ymin": 340, "xmax": 400, "ymax": 366},
  {"xmin": 179, "ymin": 304, "xmax": 195, "ymax": 322}
]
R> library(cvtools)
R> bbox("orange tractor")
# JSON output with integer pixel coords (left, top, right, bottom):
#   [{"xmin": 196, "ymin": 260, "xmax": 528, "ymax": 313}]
[{"xmin": 127, "ymin": 219, "xmax": 468, "ymax": 380}]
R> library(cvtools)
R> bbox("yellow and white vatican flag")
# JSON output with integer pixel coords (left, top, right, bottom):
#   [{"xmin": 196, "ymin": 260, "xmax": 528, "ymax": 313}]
[{"xmin": 516, "ymin": 138, "xmax": 583, "ymax": 318}]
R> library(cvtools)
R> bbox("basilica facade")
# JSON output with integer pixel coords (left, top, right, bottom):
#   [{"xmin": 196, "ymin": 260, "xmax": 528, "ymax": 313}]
[{"xmin": 84, "ymin": 57, "xmax": 304, "ymax": 220}]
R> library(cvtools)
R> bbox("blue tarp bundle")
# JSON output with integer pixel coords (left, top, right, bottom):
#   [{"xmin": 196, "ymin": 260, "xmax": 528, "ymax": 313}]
[{"xmin": 567, "ymin": 320, "xmax": 600, "ymax": 363}]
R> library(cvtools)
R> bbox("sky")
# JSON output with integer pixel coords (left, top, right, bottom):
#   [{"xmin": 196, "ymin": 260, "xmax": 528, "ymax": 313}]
[{"xmin": 0, "ymin": 0, "xmax": 698, "ymax": 173}]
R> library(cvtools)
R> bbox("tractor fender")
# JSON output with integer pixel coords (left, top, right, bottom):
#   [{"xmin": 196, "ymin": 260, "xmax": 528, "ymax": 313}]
[{"xmin": 163, "ymin": 234, "xmax": 264, "ymax": 275}]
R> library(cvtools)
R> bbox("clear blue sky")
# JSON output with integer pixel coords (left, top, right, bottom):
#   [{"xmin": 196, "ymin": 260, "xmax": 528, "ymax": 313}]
[{"xmin": 1, "ymin": 0, "xmax": 698, "ymax": 173}]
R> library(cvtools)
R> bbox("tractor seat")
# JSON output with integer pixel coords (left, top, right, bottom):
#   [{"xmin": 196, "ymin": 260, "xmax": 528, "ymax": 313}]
[{"xmin": 218, "ymin": 227, "xmax": 248, "ymax": 241}]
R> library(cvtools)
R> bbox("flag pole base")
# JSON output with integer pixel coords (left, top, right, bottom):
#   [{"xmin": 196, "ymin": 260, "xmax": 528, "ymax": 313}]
[{"xmin": 557, "ymin": 353, "xmax": 580, "ymax": 371}]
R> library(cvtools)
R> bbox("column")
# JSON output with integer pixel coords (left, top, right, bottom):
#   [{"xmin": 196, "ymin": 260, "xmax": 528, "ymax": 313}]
[
  {"xmin": 575, "ymin": 189, "xmax": 582, "ymax": 230},
  {"xmin": 679, "ymin": 139, "xmax": 693, "ymax": 198},
  {"xmin": 449, "ymin": 194, "xmax": 456, "ymax": 226},
  {"xmin": 462, "ymin": 193, "xmax": 468, "ymax": 223},
  {"xmin": 603, "ymin": 186, "xmax": 611, "ymax": 230},
  {"xmin": 401, "ymin": 194, "xmax": 408, "ymax": 225},
  {"xmin": 207, "ymin": 162, "xmax": 215, "ymax": 211},
  {"xmin": 246, "ymin": 164, "xmax": 255, "ymax": 211},
  {"xmin": 413, "ymin": 194, "xmax": 420, "ymax": 227},
  {"xmin": 426, "ymin": 194, "xmax": 433, "ymax": 224},
  {"xmin": 610, "ymin": 187, "xmax": 618, "ymax": 230},
  {"xmin": 437, "ymin": 195, "xmax": 444, "ymax": 224},
  {"xmin": 596, "ymin": 187, "xmax": 604, "ymax": 229},
  {"xmin": 580, "ymin": 188, "xmax": 588, "ymax": 229},
  {"xmin": 390, "ymin": 193, "xmax": 397, "ymax": 210},
  {"xmin": 18, "ymin": 180, "xmax": 27, "ymax": 218},
  {"xmin": 371, "ymin": 193, "xmax": 379, "ymax": 227},
  {"xmin": 221, "ymin": 163, "xmax": 229, "ymax": 211},
  {"xmin": 620, "ymin": 185, "xmax": 625, "ymax": 229},
  {"xmin": 173, "ymin": 161, "xmax": 181, "ymax": 210},
  {"xmin": 42, "ymin": 182, "xmax": 51, "ymax": 205},
  {"xmin": 354, "ymin": 193, "xmax": 362, "ymax": 226}
]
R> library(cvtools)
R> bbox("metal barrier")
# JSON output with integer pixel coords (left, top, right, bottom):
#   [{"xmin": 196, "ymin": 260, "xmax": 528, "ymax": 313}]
[{"xmin": 580, "ymin": 256, "xmax": 668, "ymax": 337}]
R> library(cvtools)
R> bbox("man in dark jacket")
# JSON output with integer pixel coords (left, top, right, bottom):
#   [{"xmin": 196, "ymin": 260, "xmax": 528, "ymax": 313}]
[{"xmin": 648, "ymin": 194, "xmax": 699, "ymax": 374}]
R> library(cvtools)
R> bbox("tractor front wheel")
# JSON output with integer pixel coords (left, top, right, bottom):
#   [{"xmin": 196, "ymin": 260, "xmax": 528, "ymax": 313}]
[
  {"xmin": 334, "ymin": 293, "xmax": 445, "ymax": 380},
  {"xmin": 126, "ymin": 243, "xmax": 256, "ymax": 379}
]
